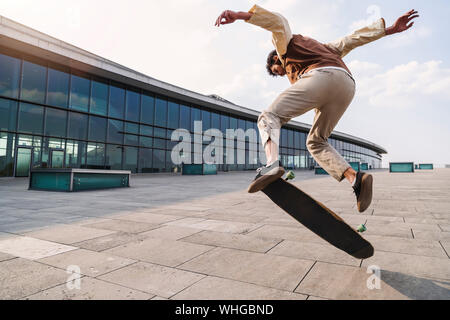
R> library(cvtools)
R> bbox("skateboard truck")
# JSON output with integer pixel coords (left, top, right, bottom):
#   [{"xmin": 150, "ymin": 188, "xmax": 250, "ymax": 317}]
[
  {"xmin": 356, "ymin": 224, "xmax": 367, "ymax": 233},
  {"xmin": 285, "ymin": 171, "xmax": 295, "ymax": 181}
]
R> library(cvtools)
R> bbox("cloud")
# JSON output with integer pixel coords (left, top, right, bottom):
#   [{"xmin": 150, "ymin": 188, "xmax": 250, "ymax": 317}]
[
  {"xmin": 351, "ymin": 60, "xmax": 450, "ymax": 109},
  {"xmin": 384, "ymin": 26, "xmax": 432, "ymax": 48},
  {"xmin": 348, "ymin": 5, "xmax": 382, "ymax": 31}
]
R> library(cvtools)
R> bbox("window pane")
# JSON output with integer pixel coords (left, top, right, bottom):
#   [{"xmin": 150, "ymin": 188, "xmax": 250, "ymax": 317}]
[
  {"xmin": 154, "ymin": 97, "xmax": 167, "ymax": 127},
  {"xmin": 212, "ymin": 113, "xmax": 220, "ymax": 130},
  {"xmin": 0, "ymin": 98, "xmax": 17, "ymax": 131},
  {"xmin": 90, "ymin": 80, "xmax": 108, "ymax": 115},
  {"xmin": 45, "ymin": 108, "xmax": 67, "ymax": 137},
  {"xmin": 153, "ymin": 138, "xmax": 166, "ymax": 149},
  {"xmin": 180, "ymin": 104, "xmax": 190, "ymax": 130},
  {"xmin": 0, "ymin": 132, "xmax": 15, "ymax": 176},
  {"xmin": 124, "ymin": 146, "xmax": 138, "ymax": 173},
  {"xmin": 138, "ymin": 148, "xmax": 153, "ymax": 173},
  {"xmin": 68, "ymin": 112, "xmax": 88, "ymax": 140},
  {"xmin": 21, "ymin": 61, "xmax": 46, "ymax": 104},
  {"xmin": 109, "ymin": 85, "xmax": 125, "ymax": 118},
  {"xmin": 153, "ymin": 149, "xmax": 165, "ymax": 172},
  {"xmin": 140, "ymin": 136, "xmax": 152, "ymax": 148},
  {"xmin": 66, "ymin": 140, "xmax": 87, "ymax": 168},
  {"xmin": 70, "ymin": 75, "xmax": 90, "ymax": 112},
  {"xmin": 140, "ymin": 124, "xmax": 153, "ymax": 136},
  {"xmin": 167, "ymin": 101, "xmax": 179, "ymax": 129},
  {"xmin": 220, "ymin": 115, "xmax": 229, "ymax": 133},
  {"xmin": 191, "ymin": 107, "xmax": 201, "ymax": 131},
  {"xmin": 108, "ymin": 119, "xmax": 124, "ymax": 144},
  {"xmin": 126, "ymin": 90, "xmax": 140, "ymax": 122},
  {"xmin": 0, "ymin": 53, "xmax": 20, "ymax": 98},
  {"xmin": 47, "ymin": 68, "xmax": 69, "ymax": 107},
  {"xmin": 229, "ymin": 117, "xmax": 237, "ymax": 130},
  {"xmin": 125, "ymin": 134, "xmax": 138, "ymax": 146},
  {"xmin": 106, "ymin": 144, "xmax": 122, "ymax": 170},
  {"xmin": 86, "ymin": 142, "xmax": 105, "ymax": 168},
  {"xmin": 141, "ymin": 93, "xmax": 154, "ymax": 125},
  {"xmin": 154, "ymin": 127, "xmax": 166, "ymax": 138},
  {"xmin": 288, "ymin": 130, "xmax": 294, "ymax": 147},
  {"xmin": 202, "ymin": 110, "xmax": 211, "ymax": 130},
  {"xmin": 88, "ymin": 115, "xmax": 107, "ymax": 142},
  {"xmin": 18, "ymin": 103, "xmax": 44, "ymax": 134}
]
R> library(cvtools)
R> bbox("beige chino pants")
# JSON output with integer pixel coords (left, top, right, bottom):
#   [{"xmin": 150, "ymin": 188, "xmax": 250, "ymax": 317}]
[{"xmin": 257, "ymin": 68, "xmax": 356, "ymax": 181}]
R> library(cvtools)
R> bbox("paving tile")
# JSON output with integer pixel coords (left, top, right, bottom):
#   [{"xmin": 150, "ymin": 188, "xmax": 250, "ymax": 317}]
[
  {"xmin": 366, "ymin": 220, "xmax": 441, "ymax": 232},
  {"xmin": 23, "ymin": 277, "xmax": 153, "ymax": 300},
  {"xmin": 0, "ymin": 258, "xmax": 69, "ymax": 299},
  {"xmin": 164, "ymin": 217, "xmax": 207, "ymax": 227},
  {"xmin": 22, "ymin": 224, "xmax": 116, "ymax": 245},
  {"xmin": 0, "ymin": 236, "xmax": 77, "ymax": 260},
  {"xmin": 364, "ymin": 235, "xmax": 447, "ymax": 258},
  {"xmin": 171, "ymin": 276, "xmax": 308, "ymax": 300},
  {"xmin": 72, "ymin": 232, "xmax": 147, "ymax": 252},
  {"xmin": 98, "ymin": 262, "xmax": 205, "ymax": 298},
  {"xmin": 295, "ymin": 262, "xmax": 450, "ymax": 300},
  {"xmin": 104, "ymin": 237, "xmax": 214, "ymax": 267},
  {"xmin": 412, "ymin": 230, "xmax": 450, "ymax": 241},
  {"xmin": 181, "ymin": 230, "xmax": 281, "ymax": 253},
  {"xmin": 83, "ymin": 219, "xmax": 160, "ymax": 234},
  {"xmin": 150, "ymin": 208, "xmax": 211, "ymax": 217},
  {"xmin": 178, "ymin": 247, "xmax": 314, "ymax": 291},
  {"xmin": 182, "ymin": 219, "xmax": 261, "ymax": 234},
  {"xmin": 0, "ymin": 251, "xmax": 16, "ymax": 262},
  {"xmin": 440, "ymin": 242, "xmax": 450, "ymax": 257},
  {"xmin": 247, "ymin": 225, "xmax": 328, "ymax": 245},
  {"xmin": 267, "ymin": 240, "xmax": 361, "ymax": 266},
  {"xmin": 439, "ymin": 224, "xmax": 450, "ymax": 232},
  {"xmin": 307, "ymin": 296, "xmax": 329, "ymax": 300},
  {"xmin": 37, "ymin": 249, "xmax": 136, "ymax": 277},
  {"xmin": 405, "ymin": 217, "xmax": 450, "ymax": 225},
  {"xmin": 140, "ymin": 226, "xmax": 202, "ymax": 241},
  {"xmin": 362, "ymin": 251, "xmax": 450, "ymax": 280},
  {"xmin": 362, "ymin": 225, "xmax": 413, "ymax": 239},
  {"xmin": 115, "ymin": 212, "xmax": 183, "ymax": 224},
  {"xmin": 203, "ymin": 212, "xmax": 267, "ymax": 224}
]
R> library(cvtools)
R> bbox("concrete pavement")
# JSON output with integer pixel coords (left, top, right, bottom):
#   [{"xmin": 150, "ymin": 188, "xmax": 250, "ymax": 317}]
[{"xmin": 0, "ymin": 169, "xmax": 449, "ymax": 300}]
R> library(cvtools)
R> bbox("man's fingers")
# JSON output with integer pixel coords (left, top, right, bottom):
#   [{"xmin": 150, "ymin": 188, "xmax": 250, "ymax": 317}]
[
  {"xmin": 406, "ymin": 22, "xmax": 414, "ymax": 29},
  {"xmin": 407, "ymin": 14, "xmax": 419, "ymax": 22}
]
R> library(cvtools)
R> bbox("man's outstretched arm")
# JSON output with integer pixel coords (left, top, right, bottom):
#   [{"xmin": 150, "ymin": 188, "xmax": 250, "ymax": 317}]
[
  {"xmin": 215, "ymin": 5, "xmax": 292, "ymax": 65},
  {"xmin": 327, "ymin": 9, "xmax": 419, "ymax": 58}
]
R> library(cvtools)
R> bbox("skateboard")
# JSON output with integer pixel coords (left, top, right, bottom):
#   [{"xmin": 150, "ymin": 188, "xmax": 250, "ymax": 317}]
[{"xmin": 261, "ymin": 171, "xmax": 374, "ymax": 259}]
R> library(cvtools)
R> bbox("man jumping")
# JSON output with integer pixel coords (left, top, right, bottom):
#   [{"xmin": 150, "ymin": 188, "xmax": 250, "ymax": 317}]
[{"xmin": 215, "ymin": 5, "xmax": 418, "ymax": 212}]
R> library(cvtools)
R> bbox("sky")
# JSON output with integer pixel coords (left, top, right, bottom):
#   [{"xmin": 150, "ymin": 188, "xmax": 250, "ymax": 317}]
[{"xmin": 2, "ymin": 0, "xmax": 450, "ymax": 167}]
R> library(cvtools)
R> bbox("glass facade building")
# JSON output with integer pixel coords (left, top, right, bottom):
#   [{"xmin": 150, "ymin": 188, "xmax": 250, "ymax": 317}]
[{"xmin": 0, "ymin": 17, "xmax": 385, "ymax": 177}]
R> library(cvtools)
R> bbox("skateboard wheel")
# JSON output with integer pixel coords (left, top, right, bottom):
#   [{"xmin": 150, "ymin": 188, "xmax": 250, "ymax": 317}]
[
  {"xmin": 285, "ymin": 171, "xmax": 295, "ymax": 181},
  {"xmin": 356, "ymin": 224, "xmax": 367, "ymax": 233}
]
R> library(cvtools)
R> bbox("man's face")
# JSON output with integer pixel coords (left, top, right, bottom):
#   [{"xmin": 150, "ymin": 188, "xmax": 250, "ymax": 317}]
[{"xmin": 271, "ymin": 55, "xmax": 286, "ymax": 76}]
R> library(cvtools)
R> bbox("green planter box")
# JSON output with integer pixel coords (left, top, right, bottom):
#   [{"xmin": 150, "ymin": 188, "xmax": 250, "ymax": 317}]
[
  {"xmin": 349, "ymin": 162, "xmax": 361, "ymax": 172},
  {"xmin": 182, "ymin": 164, "xmax": 217, "ymax": 175},
  {"xmin": 418, "ymin": 163, "xmax": 433, "ymax": 170},
  {"xmin": 314, "ymin": 167, "xmax": 329, "ymax": 175},
  {"xmin": 360, "ymin": 163, "xmax": 369, "ymax": 171},
  {"xmin": 29, "ymin": 169, "xmax": 130, "ymax": 192},
  {"xmin": 389, "ymin": 162, "xmax": 414, "ymax": 173}
]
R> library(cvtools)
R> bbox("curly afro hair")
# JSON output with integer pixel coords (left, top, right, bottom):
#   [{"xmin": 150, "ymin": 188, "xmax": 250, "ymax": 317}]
[{"xmin": 266, "ymin": 49, "xmax": 281, "ymax": 77}]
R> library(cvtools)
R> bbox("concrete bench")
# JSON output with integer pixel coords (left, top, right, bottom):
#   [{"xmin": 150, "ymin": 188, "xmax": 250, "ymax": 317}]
[
  {"xmin": 389, "ymin": 162, "xmax": 414, "ymax": 173},
  {"xmin": 182, "ymin": 164, "xmax": 217, "ymax": 175},
  {"xmin": 314, "ymin": 166, "xmax": 329, "ymax": 175},
  {"xmin": 29, "ymin": 169, "xmax": 131, "ymax": 192}
]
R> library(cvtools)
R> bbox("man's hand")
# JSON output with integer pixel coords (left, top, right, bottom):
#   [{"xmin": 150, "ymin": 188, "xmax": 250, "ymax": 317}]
[
  {"xmin": 214, "ymin": 10, "xmax": 252, "ymax": 27},
  {"xmin": 385, "ymin": 9, "xmax": 419, "ymax": 35}
]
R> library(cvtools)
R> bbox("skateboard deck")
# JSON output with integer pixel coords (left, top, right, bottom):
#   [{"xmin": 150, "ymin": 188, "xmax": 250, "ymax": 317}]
[{"xmin": 262, "ymin": 177, "xmax": 374, "ymax": 259}]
